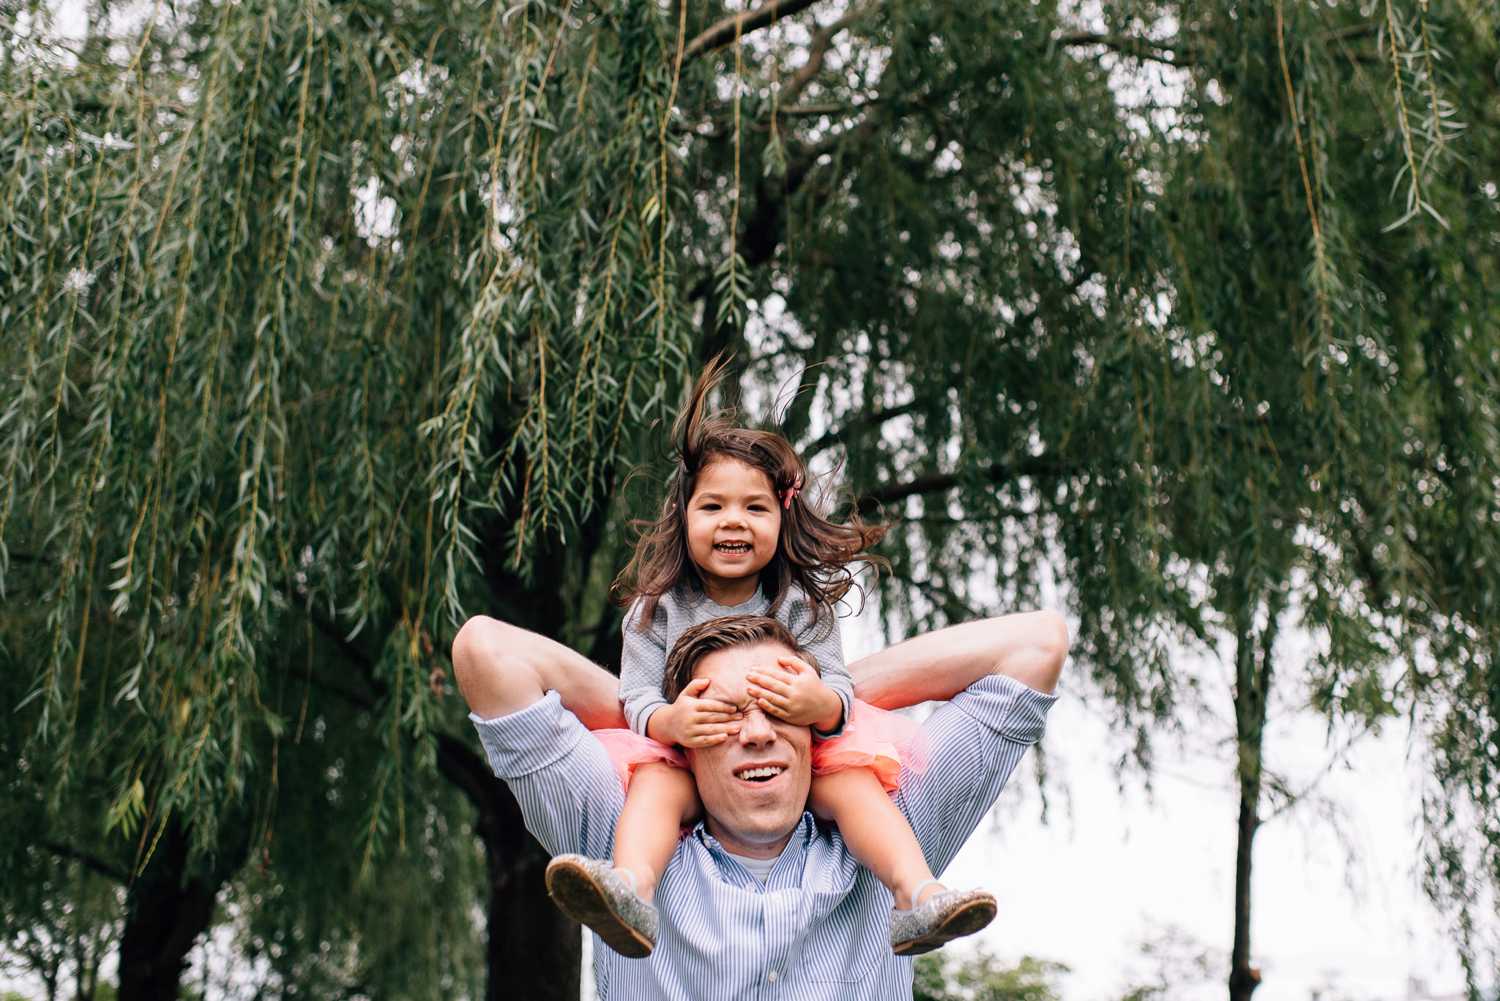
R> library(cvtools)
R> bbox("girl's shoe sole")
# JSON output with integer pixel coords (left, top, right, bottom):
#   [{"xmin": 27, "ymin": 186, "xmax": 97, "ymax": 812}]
[
  {"xmin": 891, "ymin": 896, "xmax": 997, "ymax": 956},
  {"xmin": 544, "ymin": 857, "xmax": 655, "ymax": 959}
]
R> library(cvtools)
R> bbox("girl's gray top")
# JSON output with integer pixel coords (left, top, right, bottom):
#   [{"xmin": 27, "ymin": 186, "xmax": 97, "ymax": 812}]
[{"xmin": 619, "ymin": 584, "xmax": 852, "ymax": 740}]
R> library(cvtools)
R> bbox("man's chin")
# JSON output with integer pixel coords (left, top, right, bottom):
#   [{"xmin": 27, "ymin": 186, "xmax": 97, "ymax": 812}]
[{"xmin": 711, "ymin": 809, "xmax": 802, "ymax": 853}]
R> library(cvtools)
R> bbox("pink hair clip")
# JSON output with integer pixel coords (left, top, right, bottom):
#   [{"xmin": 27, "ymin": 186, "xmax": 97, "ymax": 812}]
[{"xmin": 780, "ymin": 475, "xmax": 803, "ymax": 510}]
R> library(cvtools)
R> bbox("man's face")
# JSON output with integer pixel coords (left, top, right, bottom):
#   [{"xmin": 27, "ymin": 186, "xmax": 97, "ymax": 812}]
[{"xmin": 684, "ymin": 641, "xmax": 813, "ymax": 858}]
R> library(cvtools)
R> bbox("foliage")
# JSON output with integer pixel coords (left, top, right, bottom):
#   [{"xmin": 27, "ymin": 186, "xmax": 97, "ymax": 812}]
[
  {"xmin": 0, "ymin": 0, "xmax": 694, "ymax": 859},
  {"xmin": 1113, "ymin": 925, "xmax": 1222, "ymax": 1001},
  {"xmin": 232, "ymin": 681, "xmax": 488, "ymax": 1001},
  {"xmin": 0, "ymin": 861, "xmax": 120, "ymax": 1001},
  {"xmin": 0, "ymin": 614, "xmax": 125, "ymax": 1001},
  {"xmin": 914, "ymin": 948, "xmax": 1067, "ymax": 1001}
]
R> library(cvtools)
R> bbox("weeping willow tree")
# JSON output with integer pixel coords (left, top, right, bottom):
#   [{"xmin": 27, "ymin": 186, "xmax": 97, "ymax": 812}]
[
  {"xmin": 2, "ymin": 2, "xmax": 697, "ymax": 998},
  {"xmin": 3, "ymin": 1, "xmax": 1497, "ymax": 1000}
]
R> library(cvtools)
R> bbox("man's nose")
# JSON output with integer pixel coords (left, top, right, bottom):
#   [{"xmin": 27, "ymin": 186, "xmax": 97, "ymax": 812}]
[{"xmin": 737, "ymin": 706, "xmax": 776, "ymax": 746}]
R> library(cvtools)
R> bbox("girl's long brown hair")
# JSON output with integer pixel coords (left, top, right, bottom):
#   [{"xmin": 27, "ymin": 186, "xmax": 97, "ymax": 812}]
[{"xmin": 612, "ymin": 357, "xmax": 888, "ymax": 626}]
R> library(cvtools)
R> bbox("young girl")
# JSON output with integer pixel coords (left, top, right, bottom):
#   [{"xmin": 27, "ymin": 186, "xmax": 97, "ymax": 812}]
[{"xmin": 543, "ymin": 361, "xmax": 997, "ymax": 959}]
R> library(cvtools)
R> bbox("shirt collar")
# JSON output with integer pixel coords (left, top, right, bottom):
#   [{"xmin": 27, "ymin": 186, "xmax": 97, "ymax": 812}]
[{"xmin": 692, "ymin": 812, "xmax": 818, "ymax": 888}]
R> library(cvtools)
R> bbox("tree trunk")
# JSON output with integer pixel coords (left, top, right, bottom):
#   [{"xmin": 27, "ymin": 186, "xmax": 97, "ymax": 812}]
[
  {"xmin": 483, "ymin": 830, "xmax": 581, "ymax": 1001},
  {"xmin": 1228, "ymin": 594, "xmax": 1283, "ymax": 1001},
  {"xmin": 74, "ymin": 927, "xmax": 102, "ymax": 1001},
  {"xmin": 1229, "ymin": 772, "xmax": 1262, "ymax": 1001},
  {"xmin": 462, "ymin": 490, "xmax": 611, "ymax": 998},
  {"xmin": 116, "ymin": 819, "xmax": 242, "ymax": 1001},
  {"xmin": 437, "ymin": 733, "xmax": 581, "ymax": 1001},
  {"xmin": 447, "ymin": 382, "xmax": 643, "ymax": 996}
]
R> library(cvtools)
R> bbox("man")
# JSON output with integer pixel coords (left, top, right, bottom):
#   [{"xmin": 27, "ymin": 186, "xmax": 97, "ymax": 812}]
[{"xmin": 452, "ymin": 609, "xmax": 1066, "ymax": 999}]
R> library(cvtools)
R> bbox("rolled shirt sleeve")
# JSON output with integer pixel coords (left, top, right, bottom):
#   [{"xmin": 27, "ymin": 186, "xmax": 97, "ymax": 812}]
[
  {"xmin": 469, "ymin": 693, "xmax": 623, "ymax": 860},
  {"xmin": 895, "ymin": 674, "xmax": 1059, "ymax": 876}
]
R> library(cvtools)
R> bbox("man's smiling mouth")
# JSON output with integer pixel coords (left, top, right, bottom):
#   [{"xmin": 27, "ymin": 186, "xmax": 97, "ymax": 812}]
[{"xmin": 734, "ymin": 765, "xmax": 785, "ymax": 783}]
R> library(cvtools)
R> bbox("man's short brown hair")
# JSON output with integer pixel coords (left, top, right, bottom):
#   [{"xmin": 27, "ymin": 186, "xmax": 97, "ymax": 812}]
[{"xmin": 662, "ymin": 615, "xmax": 816, "ymax": 702}]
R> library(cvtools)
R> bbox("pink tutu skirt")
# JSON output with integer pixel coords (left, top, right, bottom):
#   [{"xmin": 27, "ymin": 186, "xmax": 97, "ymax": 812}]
[
  {"xmin": 593, "ymin": 729, "xmax": 687, "ymax": 791},
  {"xmin": 811, "ymin": 699, "xmax": 928, "ymax": 794}
]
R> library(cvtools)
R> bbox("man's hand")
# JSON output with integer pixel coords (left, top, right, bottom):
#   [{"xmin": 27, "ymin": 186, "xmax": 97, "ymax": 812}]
[
  {"xmin": 747, "ymin": 656, "xmax": 843, "ymax": 733},
  {"xmin": 647, "ymin": 678, "xmax": 742, "ymax": 748}
]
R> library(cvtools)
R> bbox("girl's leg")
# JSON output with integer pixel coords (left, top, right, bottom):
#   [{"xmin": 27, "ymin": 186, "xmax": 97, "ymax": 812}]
[
  {"xmin": 451, "ymin": 614, "xmax": 626, "ymax": 728},
  {"xmin": 545, "ymin": 762, "xmax": 694, "ymax": 958},
  {"xmin": 848, "ymin": 610, "xmax": 1068, "ymax": 710},
  {"xmin": 810, "ymin": 769, "xmax": 940, "ymax": 910},
  {"xmin": 613, "ymin": 763, "xmax": 699, "ymax": 903}
]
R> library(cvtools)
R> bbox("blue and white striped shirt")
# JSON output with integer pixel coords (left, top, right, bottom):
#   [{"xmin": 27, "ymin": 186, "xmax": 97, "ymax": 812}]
[{"xmin": 470, "ymin": 674, "xmax": 1057, "ymax": 1000}]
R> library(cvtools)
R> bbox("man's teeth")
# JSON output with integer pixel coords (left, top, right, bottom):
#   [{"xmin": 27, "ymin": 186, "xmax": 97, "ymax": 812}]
[{"xmin": 738, "ymin": 766, "xmax": 783, "ymax": 781}]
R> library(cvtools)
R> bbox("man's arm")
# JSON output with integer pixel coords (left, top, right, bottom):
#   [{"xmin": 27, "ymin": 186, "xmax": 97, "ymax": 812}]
[
  {"xmin": 467, "ymin": 693, "xmax": 624, "ymax": 859},
  {"xmin": 452, "ymin": 616, "xmax": 627, "ymax": 858},
  {"xmin": 895, "ymin": 674, "xmax": 1059, "ymax": 876},
  {"xmin": 452, "ymin": 614, "xmax": 626, "ymax": 729},
  {"xmin": 848, "ymin": 610, "xmax": 1069, "ymax": 876},
  {"xmin": 848, "ymin": 610, "xmax": 1068, "ymax": 709}
]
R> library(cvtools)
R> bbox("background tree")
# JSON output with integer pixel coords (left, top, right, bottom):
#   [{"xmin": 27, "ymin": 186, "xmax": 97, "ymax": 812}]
[
  {"xmin": 3, "ymin": 2, "xmax": 1497, "ymax": 1001},
  {"xmin": 913, "ymin": 949, "xmax": 1067, "ymax": 1001}
]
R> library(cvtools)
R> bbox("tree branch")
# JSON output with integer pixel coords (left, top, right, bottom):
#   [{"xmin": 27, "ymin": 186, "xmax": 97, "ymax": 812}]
[
  {"xmin": 295, "ymin": 614, "xmax": 388, "ymax": 702},
  {"xmin": 886, "ymin": 565, "xmax": 985, "ymax": 623},
  {"xmin": 778, "ymin": 8, "xmax": 867, "ymax": 105},
  {"xmin": 1012, "ymin": 269, "xmax": 1098, "ymax": 330},
  {"xmin": 804, "ymin": 400, "xmax": 923, "ymax": 458},
  {"xmin": 854, "ymin": 456, "xmax": 1067, "ymax": 514},
  {"xmin": 44, "ymin": 841, "xmax": 129, "ymax": 884},
  {"xmin": 685, "ymin": 0, "xmax": 828, "ymax": 62},
  {"xmin": 685, "ymin": 107, "xmax": 880, "ymax": 356},
  {"xmin": 1260, "ymin": 719, "xmax": 1376, "ymax": 824},
  {"xmin": 290, "ymin": 599, "xmax": 516, "ymax": 831},
  {"xmin": 911, "ymin": 510, "xmax": 1034, "ymax": 525},
  {"xmin": 769, "ymin": 102, "xmax": 871, "ymax": 118},
  {"xmin": 1058, "ymin": 31, "xmax": 1196, "ymax": 68}
]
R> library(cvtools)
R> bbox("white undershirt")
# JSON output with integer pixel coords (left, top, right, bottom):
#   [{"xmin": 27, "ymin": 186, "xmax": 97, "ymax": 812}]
[{"xmin": 724, "ymin": 850, "xmax": 778, "ymax": 885}]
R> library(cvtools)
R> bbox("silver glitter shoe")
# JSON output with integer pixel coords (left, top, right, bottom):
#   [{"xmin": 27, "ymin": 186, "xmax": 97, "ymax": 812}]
[
  {"xmin": 890, "ymin": 881, "xmax": 997, "ymax": 956},
  {"xmin": 544, "ymin": 854, "xmax": 658, "ymax": 959}
]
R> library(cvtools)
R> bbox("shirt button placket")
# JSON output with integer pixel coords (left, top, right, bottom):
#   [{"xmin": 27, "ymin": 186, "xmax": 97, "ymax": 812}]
[{"xmin": 762, "ymin": 893, "xmax": 794, "ymax": 995}]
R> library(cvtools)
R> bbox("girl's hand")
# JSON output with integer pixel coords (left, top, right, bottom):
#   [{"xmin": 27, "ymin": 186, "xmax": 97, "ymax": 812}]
[
  {"xmin": 649, "ymin": 677, "xmax": 742, "ymax": 748},
  {"xmin": 746, "ymin": 656, "xmax": 843, "ymax": 733}
]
